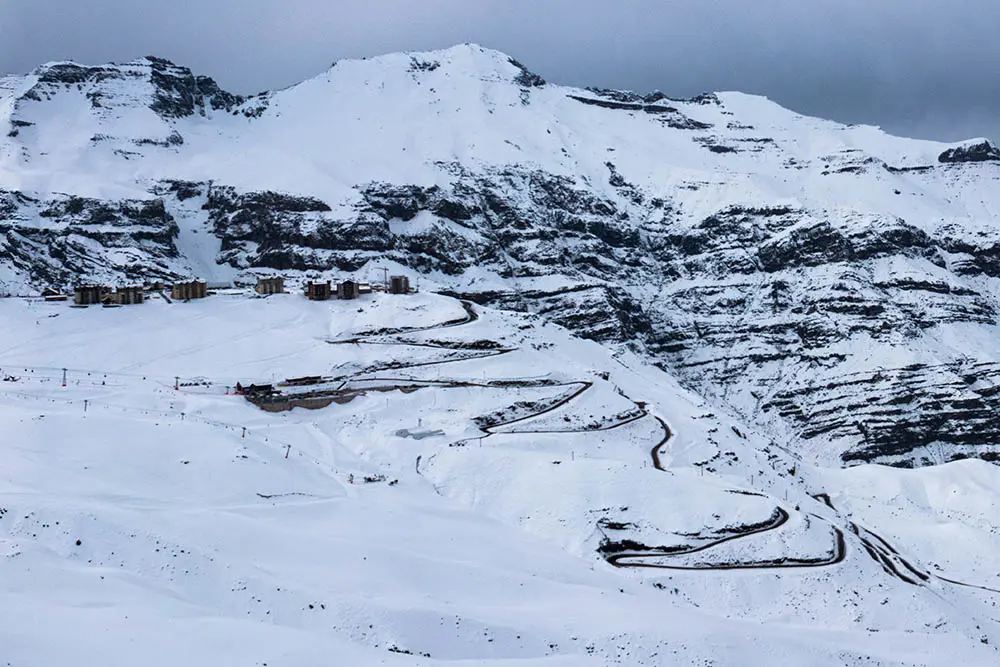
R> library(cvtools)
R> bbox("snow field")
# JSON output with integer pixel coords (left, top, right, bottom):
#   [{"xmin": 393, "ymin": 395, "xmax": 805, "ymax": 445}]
[{"xmin": 1, "ymin": 289, "xmax": 999, "ymax": 664}]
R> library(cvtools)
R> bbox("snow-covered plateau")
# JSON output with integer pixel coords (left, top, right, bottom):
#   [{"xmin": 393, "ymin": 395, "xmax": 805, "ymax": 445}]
[{"xmin": 2, "ymin": 44, "xmax": 1000, "ymax": 665}]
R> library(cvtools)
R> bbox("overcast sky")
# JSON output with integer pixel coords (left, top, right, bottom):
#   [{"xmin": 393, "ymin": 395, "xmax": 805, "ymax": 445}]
[{"xmin": 2, "ymin": 1, "xmax": 997, "ymax": 141}]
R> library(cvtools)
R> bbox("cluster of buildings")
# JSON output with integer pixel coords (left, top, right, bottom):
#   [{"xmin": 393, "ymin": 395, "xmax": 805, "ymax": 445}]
[
  {"xmin": 71, "ymin": 280, "xmax": 210, "ymax": 306},
  {"xmin": 303, "ymin": 275, "xmax": 411, "ymax": 301},
  {"xmin": 72, "ymin": 284, "xmax": 145, "ymax": 306},
  {"xmin": 65, "ymin": 280, "xmax": 208, "ymax": 306},
  {"xmin": 304, "ymin": 279, "xmax": 370, "ymax": 301},
  {"xmin": 56, "ymin": 273, "xmax": 413, "ymax": 307}
]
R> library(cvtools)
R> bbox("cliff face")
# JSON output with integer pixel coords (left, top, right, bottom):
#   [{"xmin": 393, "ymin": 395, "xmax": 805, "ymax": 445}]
[
  {"xmin": 0, "ymin": 189, "xmax": 179, "ymax": 289},
  {"xmin": 3, "ymin": 44, "xmax": 1000, "ymax": 467}
]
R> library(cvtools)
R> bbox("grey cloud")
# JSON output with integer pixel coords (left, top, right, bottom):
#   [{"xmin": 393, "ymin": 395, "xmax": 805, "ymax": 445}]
[{"xmin": 1, "ymin": 0, "xmax": 997, "ymax": 141}]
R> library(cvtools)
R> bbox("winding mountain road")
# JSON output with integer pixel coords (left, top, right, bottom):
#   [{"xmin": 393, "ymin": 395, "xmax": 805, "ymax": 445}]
[
  {"xmin": 649, "ymin": 417, "xmax": 672, "ymax": 471},
  {"xmin": 257, "ymin": 297, "xmax": 852, "ymax": 576},
  {"xmin": 607, "ymin": 510, "xmax": 848, "ymax": 572},
  {"xmin": 608, "ymin": 415, "xmax": 847, "ymax": 572},
  {"xmin": 815, "ymin": 494, "xmax": 1000, "ymax": 594}
]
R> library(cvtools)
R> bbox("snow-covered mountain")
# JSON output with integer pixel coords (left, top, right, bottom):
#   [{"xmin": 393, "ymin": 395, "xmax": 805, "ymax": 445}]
[
  {"xmin": 3, "ymin": 44, "xmax": 1000, "ymax": 663},
  {"xmin": 6, "ymin": 45, "xmax": 1000, "ymax": 464}
]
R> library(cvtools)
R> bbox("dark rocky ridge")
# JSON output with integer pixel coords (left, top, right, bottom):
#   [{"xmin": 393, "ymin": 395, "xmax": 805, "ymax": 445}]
[
  {"xmin": 200, "ymin": 163, "xmax": 645, "ymax": 282},
  {"xmin": 568, "ymin": 94, "xmax": 714, "ymax": 130},
  {"xmin": 145, "ymin": 56, "xmax": 244, "ymax": 118},
  {"xmin": 938, "ymin": 140, "xmax": 1000, "ymax": 164},
  {"xmin": 0, "ymin": 190, "xmax": 180, "ymax": 288},
  {"xmin": 24, "ymin": 57, "xmax": 243, "ymax": 120},
  {"xmin": 764, "ymin": 361, "xmax": 1000, "ymax": 466},
  {"xmin": 7, "ymin": 156, "xmax": 1000, "ymax": 467},
  {"xmin": 508, "ymin": 57, "xmax": 546, "ymax": 88}
]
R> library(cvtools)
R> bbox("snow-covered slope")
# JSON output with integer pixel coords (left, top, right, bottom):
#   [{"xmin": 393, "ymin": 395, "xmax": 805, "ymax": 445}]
[{"xmin": 2, "ymin": 291, "xmax": 999, "ymax": 665}]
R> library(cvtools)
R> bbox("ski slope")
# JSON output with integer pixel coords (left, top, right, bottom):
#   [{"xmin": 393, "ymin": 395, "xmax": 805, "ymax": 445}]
[{"xmin": 2, "ymin": 290, "xmax": 999, "ymax": 665}]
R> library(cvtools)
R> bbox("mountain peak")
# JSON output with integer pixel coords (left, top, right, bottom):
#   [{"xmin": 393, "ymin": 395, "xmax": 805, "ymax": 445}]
[
  {"xmin": 19, "ymin": 55, "xmax": 243, "ymax": 121},
  {"xmin": 323, "ymin": 43, "xmax": 546, "ymax": 88}
]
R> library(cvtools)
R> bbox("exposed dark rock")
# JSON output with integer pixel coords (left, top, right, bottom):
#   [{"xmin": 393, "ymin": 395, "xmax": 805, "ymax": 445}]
[
  {"xmin": 585, "ymin": 88, "xmax": 720, "ymax": 107},
  {"xmin": 201, "ymin": 186, "xmax": 383, "ymax": 270},
  {"xmin": 157, "ymin": 180, "xmax": 204, "ymax": 201},
  {"xmin": 408, "ymin": 58, "xmax": 440, "ymax": 73},
  {"xmin": 35, "ymin": 62, "xmax": 125, "ymax": 86},
  {"xmin": 763, "ymin": 361, "xmax": 1000, "ymax": 466},
  {"xmin": 147, "ymin": 57, "xmax": 244, "ymax": 118},
  {"xmin": 884, "ymin": 164, "xmax": 935, "ymax": 174},
  {"xmin": 683, "ymin": 92, "xmax": 722, "ymax": 106},
  {"xmin": 133, "ymin": 131, "xmax": 184, "ymax": 148},
  {"xmin": 0, "ymin": 190, "xmax": 180, "ymax": 288},
  {"xmin": 26, "ymin": 58, "xmax": 243, "ymax": 120},
  {"xmin": 938, "ymin": 140, "xmax": 1000, "ymax": 164},
  {"xmin": 568, "ymin": 94, "xmax": 712, "ymax": 130},
  {"xmin": 508, "ymin": 57, "xmax": 546, "ymax": 87},
  {"xmin": 757, "ymin": 219, "xmax": 940, "ymax": 273},
  {"xmin": 938, "ymin": 234, "xmax": 1000, "ymax": 277}
]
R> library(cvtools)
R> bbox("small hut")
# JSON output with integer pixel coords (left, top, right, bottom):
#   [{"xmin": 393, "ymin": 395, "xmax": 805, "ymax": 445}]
[{"xmin": 42, "ymin": 287, "xmax": 67, "ymax": 302}]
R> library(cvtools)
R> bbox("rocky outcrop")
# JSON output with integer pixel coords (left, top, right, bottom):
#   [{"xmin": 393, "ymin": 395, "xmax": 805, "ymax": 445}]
[
  {"xmin": 0, "ymin": 190, "xmax": 180, "ymax": 288},
  {"xmin": 568, "ymin": 93, "xmax": 713, "ymax": 130},
  {"xmin": 202, "ymin": 186, "xmax": 387, "ymax": 271},
  {"xmin": 764, "ymin": 361, "xmax": 1000, "ymax": 466},
  {"xmin": 23, "ymin": 57, "xmax": 243, "ymax": 121},
  {"xmin": 508, "ymin": 57, "xmax": 546, "ymax": 88},
  {"xmin": 938, "ymin": 140, "xmax": 1000, "ymax": 164},
  {"xmin": 757, "ymin": 218, "xmax": 943, "ymax": 272},
  {"xmin": 145, "ymin": 56, "xmax": 244, "ymax": 118},
  {"xmin": 187, "ymin": 164, "xmax": 643, "ymax": 281}
]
